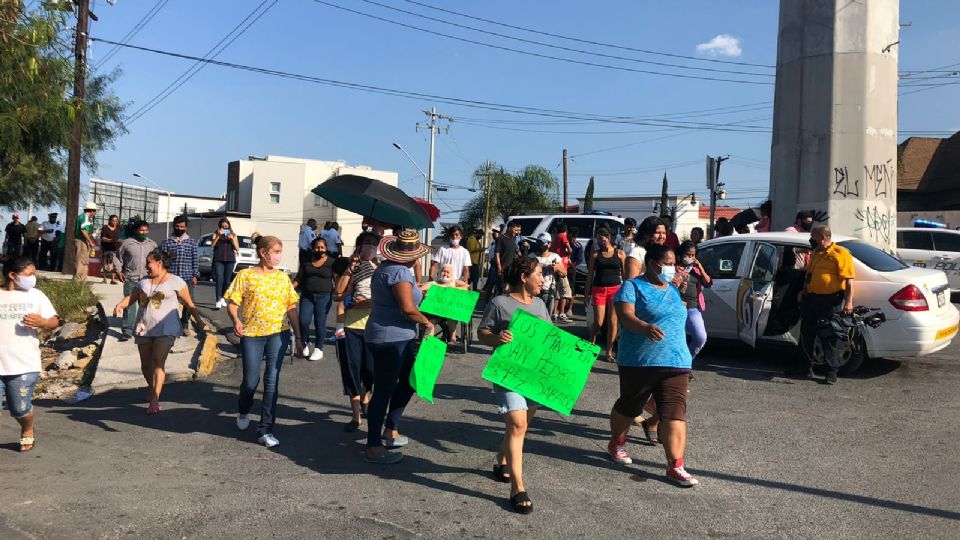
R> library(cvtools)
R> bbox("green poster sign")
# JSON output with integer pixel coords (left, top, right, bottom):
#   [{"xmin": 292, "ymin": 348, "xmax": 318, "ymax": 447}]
[
  {"xmin": 481, "ymin": 309, "xmax": 601, "ymax": 415},
  {"xmin": 410, "ymin": 335, "xmax": 448, "ymax": 404},
  {"xmin": 419, "ymin": 285, "xmax": 480, "ymax": 323}
]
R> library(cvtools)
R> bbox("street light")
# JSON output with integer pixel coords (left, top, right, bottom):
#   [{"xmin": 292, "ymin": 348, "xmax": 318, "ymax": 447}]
[
  {"xmin": 393, "ymin": 143, "xmax": 433, "ymax": 275},
  {"xmin": 133, "ymin": 172, "xmax": 172, "ymax": 237}
]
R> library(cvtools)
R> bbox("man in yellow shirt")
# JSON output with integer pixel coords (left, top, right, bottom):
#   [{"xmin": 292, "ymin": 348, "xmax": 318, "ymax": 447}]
[
  {"xmin": 465, "ymin": 229, "xmax": 484, "ymax": 291},
  {"xmin": 797, "ymin": 225, "xmax": 855, "ymax": 384}
]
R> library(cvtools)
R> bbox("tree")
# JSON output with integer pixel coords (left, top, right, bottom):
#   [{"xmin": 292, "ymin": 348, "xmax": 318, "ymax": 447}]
[
  {"xmin": 583, "ymin": 176, "xmax": 595, "ymax": 212},
  {"xmin": 0, "ymin": 1, "xmax": 127, "ymax": 210},
  {"xmin": 459, "ymin": 161, "xmax": 560, "ymax": 231},
  {"xmin": 659, "ymin": 172, "xmax": 670, "ymax": 218}
]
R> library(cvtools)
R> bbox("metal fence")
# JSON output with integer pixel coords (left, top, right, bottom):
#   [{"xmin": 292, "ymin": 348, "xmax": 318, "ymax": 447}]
[{"xmin": 89, "ymin": 179, "xmax": 160, "ymax": 229}]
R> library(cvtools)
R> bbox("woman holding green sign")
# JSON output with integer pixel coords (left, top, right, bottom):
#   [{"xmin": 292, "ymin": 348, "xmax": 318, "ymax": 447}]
[
  {"xmin": 608, "ymin": 243, "xmax": 698, "ymax": 488},
  {"xmin": 477, "ymin": 256, "xmax": 550, "ymax": 514},
  {"xmin": 363, "ymin": 229, "xmax": 434, "ymax": 465}
]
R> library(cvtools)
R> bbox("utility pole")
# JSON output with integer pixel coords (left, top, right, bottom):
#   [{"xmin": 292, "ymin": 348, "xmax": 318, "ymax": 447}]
[
  {"xmin": 64, "ymin": 0, "xmax": 93, "ymax": 275},
  {"xmin": 478, "ymin": 170, "xmax": 495, "ymax": 281},
  {"xmin": 416, "ymin": 107, "xmax": 452, "ymax": 272},
  {"xmin": 706, "ymin": 155, "xmax": 728, "ymax": 238},
  {"xmin": 562, "ymin": 149, "xmax": 569, "ymax": 212}
]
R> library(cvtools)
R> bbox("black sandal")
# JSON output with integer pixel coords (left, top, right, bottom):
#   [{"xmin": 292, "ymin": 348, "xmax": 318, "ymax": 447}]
[
  {"xmin": 343, "ymin": 420, "xmax": 361, "ymax": 433},
  {"xmin": 641, "ymin": 420, "xmax": 659, "ymax": 445},
  {"xmin": 493, "ymin": 463, "xmax": 511, "ymax": 483},
  {"xmin": 510, "ymin": 491, "xmax": 533, "ymax": 514},
  {"xmin": 360, "ymin": 402, "xmax": 368, "ymax": 419}
]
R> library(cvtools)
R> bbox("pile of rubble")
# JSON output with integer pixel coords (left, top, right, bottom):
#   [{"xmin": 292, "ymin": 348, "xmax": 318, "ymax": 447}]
[{"xmin": 37, "ymin": 306, "xmax": 106, "ymax": 400}]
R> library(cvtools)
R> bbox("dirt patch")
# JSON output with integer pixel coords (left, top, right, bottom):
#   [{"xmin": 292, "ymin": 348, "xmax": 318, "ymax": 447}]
[{"xmin": 36, "ymin": 307, "xmax": 107, "ymax": 400}]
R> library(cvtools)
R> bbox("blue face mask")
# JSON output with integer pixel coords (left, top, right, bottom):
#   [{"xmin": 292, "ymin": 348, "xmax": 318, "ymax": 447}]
[{"xmin": 657, "ymin": 263, "xmax": 676, "ymax": 284}]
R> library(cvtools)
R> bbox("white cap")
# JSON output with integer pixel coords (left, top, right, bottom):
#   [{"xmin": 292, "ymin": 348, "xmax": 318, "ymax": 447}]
[
  {"xmin": 536, "ymin": 232, "xmax": 551, "ymax": 243},
  {"xmin": 83, "ymin": 201, "xmax": 98, "ymax": 211}
]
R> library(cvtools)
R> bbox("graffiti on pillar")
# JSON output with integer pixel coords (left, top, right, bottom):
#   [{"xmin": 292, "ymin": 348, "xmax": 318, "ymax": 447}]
[
  {"xmin": 806, "ymin": 209, "xmax": 829, "ymax": 223},
  {"xmin": 864, "ymin": 160, "xmax": 894, "ymax": 198},
  {"xmin": 832, "ymin": 167, "xmax": 860, "ymax": 198},
  {"xmin": 854, "ymin": 205, "xmax": 894, "ymax": 244}
]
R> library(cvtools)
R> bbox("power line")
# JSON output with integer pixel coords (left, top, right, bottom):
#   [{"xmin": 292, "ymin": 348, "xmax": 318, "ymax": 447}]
[
  {"xmin": 455, "ymin": 101, "xmax": 773, "ymax": 125},
  {"xmin": 93, "ymin": 0, "xmax": 169, "ymax": 70},
  {"xmin": 311, "ymin": 0, "xmax": 774, "ymax": 86},
  {"xmin": 90, "ymin": 39, "xmax": 776, "ymax": 132},
  {"xmin": 125, "ymin": 0, "xmax": 277, "ymax": 124},
  {"xmin": 358, "ymin": 0, "xmax": 773, "ymax": 78},
  {"xmin": 402, "ymin": 0, "xmax": 775, "ymax": 69}
]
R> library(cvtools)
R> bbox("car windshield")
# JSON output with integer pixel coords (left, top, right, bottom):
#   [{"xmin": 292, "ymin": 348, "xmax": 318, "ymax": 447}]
[
  {"xmin": 839, "ymin": 240, "xmax": 908, "ymax": 272},
  {"xmin": 510, "ymin": 218, "xmax": 541, "ymax": 237},
  {"xmin": 237, "ymin": 236, "xmax": 254, "ymax": 249}
]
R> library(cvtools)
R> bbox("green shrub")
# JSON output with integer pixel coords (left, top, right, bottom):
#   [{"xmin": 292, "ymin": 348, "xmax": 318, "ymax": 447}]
[{"xmin": 36, "ymin": 278, "xmax": 99, "ymax": 323}]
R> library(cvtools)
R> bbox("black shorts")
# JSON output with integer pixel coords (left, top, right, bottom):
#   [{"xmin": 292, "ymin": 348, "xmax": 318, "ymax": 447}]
[{"xmin": 613, "ymin": 366, "xmax": 690, "ymax": 421}]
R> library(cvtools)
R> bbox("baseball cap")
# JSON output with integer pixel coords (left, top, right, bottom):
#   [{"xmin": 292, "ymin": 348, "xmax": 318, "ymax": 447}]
[{"xmin": 536, "ymin": 232, "xmax": 551, "ymax": 243}]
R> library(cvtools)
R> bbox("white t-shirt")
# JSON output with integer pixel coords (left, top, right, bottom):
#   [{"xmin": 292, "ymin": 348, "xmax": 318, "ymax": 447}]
[
  {"xmin": 627, "ymin": 245, "xmax": 646, "ymax": 262},
  {"xmin": 0, "ymin": 288, "xmax": 57, "ymax": 375},
  {"xmin": 432, "ymin": 245, "xmax": 472, "ymax": 281},
  {"xmin": 535, "ymin": 252, "xmax": 562, "ymax": 290},
  {"xmin": 41, "ymin": 221, "xmax": 63, "ymax": 242},
  {"xmin": 320, "ymin": 229, "xmax": 342, "ymax": 254}
]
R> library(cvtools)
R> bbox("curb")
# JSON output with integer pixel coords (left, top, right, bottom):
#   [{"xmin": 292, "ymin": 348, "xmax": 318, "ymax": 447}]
[{"xmin": 194, "ymin": 314, "xmax": 221, "ymax": 379}]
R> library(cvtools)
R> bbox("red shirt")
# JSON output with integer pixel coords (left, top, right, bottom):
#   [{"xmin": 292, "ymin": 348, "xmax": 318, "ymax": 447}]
[{"xmin": 666, "ymin": 232, "xmax": 680, "ymax": 250}]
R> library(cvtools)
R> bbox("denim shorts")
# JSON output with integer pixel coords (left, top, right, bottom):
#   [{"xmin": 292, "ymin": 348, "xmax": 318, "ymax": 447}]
[
  {"xmin": 1, "ymin": 372, "xmax": 41, "ymax": 418},
  {"xmin": 494, "ymin": 384, "xmax": 541, "ymax": 414}
]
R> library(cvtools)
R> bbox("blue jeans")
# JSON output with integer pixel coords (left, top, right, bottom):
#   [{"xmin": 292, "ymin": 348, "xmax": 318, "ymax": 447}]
[
  {"xmin": 299, "ymin": 292, "xmax": 332, "ymax": 348},
  {"xmin": 365, "ymin": 339, "xmax": 417, "ymax": 448},
  {"xmin": 238, "ymin": 332, "xmax": 290, "ymax": 434},
  {"xmin": 686, "ymin": 308, "xmax": 708, "ymax": 359},
  {"xmin": 1, "ymin": 372, "xmax": 40, "ymax": 418},
  {"xmin": 213, "ymin": 260, "xmax": 235, "ymax": 300},
  {"xmin": 122, "ymin": 279, "xmax": 139, "ymax": 336}
]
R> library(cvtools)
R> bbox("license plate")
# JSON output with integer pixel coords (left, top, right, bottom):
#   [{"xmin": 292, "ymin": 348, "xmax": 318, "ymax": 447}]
[
  {"xmin": 937, "ymin": 290, "xmax": 947, "ymax": 308},
  {"xmin": 935, "ymin": 324, "xmax": 959, "ymax": 341}
]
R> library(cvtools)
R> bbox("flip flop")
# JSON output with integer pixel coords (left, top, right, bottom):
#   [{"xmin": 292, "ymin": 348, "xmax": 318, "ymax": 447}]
[
  {"xmin": 510, "ymin": 491, "xmax": 533, "ymax": 514},
  {"xmin": 493, "ymin": 463, "xmax": 511, "ymax": 483},
  {"xmin": 19, "ymin": 435, "xmax": 35, "ymax": 453}
]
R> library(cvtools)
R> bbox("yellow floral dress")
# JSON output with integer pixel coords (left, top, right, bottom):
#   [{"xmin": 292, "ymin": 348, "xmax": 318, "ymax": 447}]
[{"xmin": 225, "ymin": 269, "xmax": 300, "ymax": 336}]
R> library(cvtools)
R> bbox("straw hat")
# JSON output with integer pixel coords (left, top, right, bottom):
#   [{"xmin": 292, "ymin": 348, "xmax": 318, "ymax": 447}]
[{"xmin": 379, "ymin": 228, "xmax": 429, "ymax": 263}]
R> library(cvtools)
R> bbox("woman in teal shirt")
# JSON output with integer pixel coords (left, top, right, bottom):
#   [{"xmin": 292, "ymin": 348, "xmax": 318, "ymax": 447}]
[{"xmin": 608, "ymin": 243, "xmax": 698, "ymax": 488}]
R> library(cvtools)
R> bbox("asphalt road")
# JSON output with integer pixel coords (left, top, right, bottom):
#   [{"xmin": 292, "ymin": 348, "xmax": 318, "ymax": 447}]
[{"xmin": 2, "ymin": 281, "xmax": 959, "ymax": 539}]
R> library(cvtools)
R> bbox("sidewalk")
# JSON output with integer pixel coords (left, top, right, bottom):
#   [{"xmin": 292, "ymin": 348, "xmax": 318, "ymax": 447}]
[{"xmin": 38, "ymin": 271, "xmax": 217, "ymax": 394}]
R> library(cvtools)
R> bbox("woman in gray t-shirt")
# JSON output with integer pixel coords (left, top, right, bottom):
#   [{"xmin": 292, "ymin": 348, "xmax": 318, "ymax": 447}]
[
  {"xmin": 477, "ymin": 256, "xmax": 549, "ymax": 515},
  {"xmin": 114, "ymin": 250, "xmax": 203, "ymax": 414}
]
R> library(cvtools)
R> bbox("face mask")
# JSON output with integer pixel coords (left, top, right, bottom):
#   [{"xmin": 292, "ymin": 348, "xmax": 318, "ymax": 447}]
[
  {"xmin": 682, "ymin": 256, "xmax": 695, "ymax": 266},
  {"xmin": 221, "ymin": 228, "xmax": 231, "ymax": 235},
  {"xmin": 598, "ymin": 240, "xmax": 609, "ymax": 249},
  {"xmin": 172, "ymin": 229, "xmax": 185, "ymax": 237},
  {"xmin": 657, "ymin": 263, "xmax": 676, "ymax": 284},
  {"xmin": 809, "ymin": 238, "xmax": 819, "ymax": 249},
  {"xmin": 359, "ymin": 244, "xmax": 377, "ymax": 261},
  {"xmin": 450, "ymin": 238, "xmax": 460, "ymax": 247},
  {"xmin": 312, "ymin": 251, "xmax": 325, "ymax": 261},
  {"xmin": 14, "ymin": 274, "xmax": 36, "ymax": 291},
  {"xmin": 267, "ymin": 253, "xmax": 282, "ymax": 267},
  {"xmin": 135, "ymin": 233, "xmax": 148, "ymax": 241},
  {"xmin": 800, "ymin": 222, "xmax": 813, "ymax": 232},
  {"xmin": 437, "ymin": 275, "xmax": 451, "ymax": 284}
]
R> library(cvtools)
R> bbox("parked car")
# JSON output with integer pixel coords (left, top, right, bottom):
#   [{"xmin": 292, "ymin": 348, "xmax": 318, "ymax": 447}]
[
  {"xmin": 508, "ymin": 213, "xmax": 626, "ymax": 292},
  {"xmin": 896, "ymin": 227, "xmax": 960, "ymax": 293},
  {"xmin": 197, "ymin": 233, "xmax": 267, "ymax": 280},
  {"xmin": 697, "ymin": 232, "xmax": 959, "ymax": 373}
]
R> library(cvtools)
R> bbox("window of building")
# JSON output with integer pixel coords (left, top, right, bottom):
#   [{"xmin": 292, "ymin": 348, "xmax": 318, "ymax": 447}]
[
  {"xmin": 269, "ymin": 182, "xmax": 281, "ymax": 204},
  {"xmin": 314, "ymin": 194, "xmax": 329, "ymax": 207}
]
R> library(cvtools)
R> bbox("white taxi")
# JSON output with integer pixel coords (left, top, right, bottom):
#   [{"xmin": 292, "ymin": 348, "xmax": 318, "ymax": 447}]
[
  {"xmin": 896, "ymin": 227, "xmax": 960, "ymax": 294},
  {"xmin": 696, "ymin": 232, "xmax": 959, "ymax": 373}
]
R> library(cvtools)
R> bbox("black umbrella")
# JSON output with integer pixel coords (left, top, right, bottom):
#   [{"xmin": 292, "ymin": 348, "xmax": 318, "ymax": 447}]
[{"xmin": 311, "ymin": 174, "xmax": 433, "ymax": 229}]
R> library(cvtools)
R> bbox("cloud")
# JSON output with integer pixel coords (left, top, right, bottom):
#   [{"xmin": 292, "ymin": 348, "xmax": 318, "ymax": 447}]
[{"xmin": 696, "ymin": 34, "xmax": 743, "ymax": 57}]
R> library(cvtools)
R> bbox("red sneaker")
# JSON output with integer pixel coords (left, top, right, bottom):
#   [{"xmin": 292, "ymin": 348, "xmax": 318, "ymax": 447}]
[
  {"xmin": 666, "ymin": 465, "xmax": 699, "ymax": 487},
  {"xmin": 607, "ymin": 440, "xmax": 633, "ymax": 464}
]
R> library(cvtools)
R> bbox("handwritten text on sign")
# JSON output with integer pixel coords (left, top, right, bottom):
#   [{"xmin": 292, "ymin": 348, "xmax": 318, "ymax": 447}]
[
  {"xmin": 419, "ymin": 286, "xmax": 479, "ymax": 323},
  {"xmin": 481, "ymin": 309, "xmax": 600, "ymax": 415}
]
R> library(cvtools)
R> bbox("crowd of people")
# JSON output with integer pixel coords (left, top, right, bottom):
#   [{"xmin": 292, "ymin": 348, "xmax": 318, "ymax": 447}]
[{"xmin": 1, "ymin": 201, "xmax": 859, "ymax": 515}]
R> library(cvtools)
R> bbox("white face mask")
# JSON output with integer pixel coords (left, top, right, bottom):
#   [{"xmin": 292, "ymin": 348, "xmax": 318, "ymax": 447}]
[
  {"xmin": 682, "ymin": 256, "xmax": 695, "ymax": 266},
  {"xmin": 450, "ymin": 238, "xmax": 461, "ymax": 247},
  {"xmin": 657, "ymin": 264, "xmax": 676, "ymax": 284},
  {"xmin": 437, "ymin": 275, "xmax": 452, "ymax": 284},
  {"xmin": 15, "ymin": 274, "xmax": 37, "ymax": 291}
]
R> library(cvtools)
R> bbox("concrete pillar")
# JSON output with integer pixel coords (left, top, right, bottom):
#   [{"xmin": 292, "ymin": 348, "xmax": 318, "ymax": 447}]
[{"xmin": 769, "ymin": 0, "xmax": 899, "ymax": 250}]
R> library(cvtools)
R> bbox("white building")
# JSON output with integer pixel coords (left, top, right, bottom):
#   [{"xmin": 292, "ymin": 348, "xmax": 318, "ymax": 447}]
[
  {"xmin": 225, "ymin": 155, "xmax": 399, "ymax": 270},
  {"xmin": 157, "ymin": 193, "xmax": 225, "ymax": 223},
  {"xmin": 577, "ymin": 195, "xmax": 707, "ymax": 239}
]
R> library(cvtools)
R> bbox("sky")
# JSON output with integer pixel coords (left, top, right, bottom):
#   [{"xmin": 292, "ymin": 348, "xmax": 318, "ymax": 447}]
[{"xmin": 61, "ymin": 0, "xmax": 960, "ymax": 220}]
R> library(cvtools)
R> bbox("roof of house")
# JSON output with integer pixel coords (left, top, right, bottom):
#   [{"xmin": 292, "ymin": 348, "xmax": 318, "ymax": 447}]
[
  {"xmin": 898, "ymin": 132, "xmax": 960, "ymax": 192},
  {"xmin": 698, "ymin": 205, "xmax": 742, "ymax": 220}
]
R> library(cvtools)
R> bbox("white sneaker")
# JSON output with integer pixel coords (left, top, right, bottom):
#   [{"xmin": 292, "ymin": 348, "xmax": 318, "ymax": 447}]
[
  {"xmin": 309, "ymin": 348, "xmax": 324, "ymax": 361},
  {"xmin": 215, "ymin": 298, "xmax": 225, "ymax": 310},
  {"xmin": 302, "ymin": 344, "xmax": 312, "ymax": 357},
  {"xmin": 236, "ymin": 414, "xmax": 250, "ymax": 431},
  {"xmin": 258, "ymin": 433, "xmax": 280, "ymax": 448}
]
